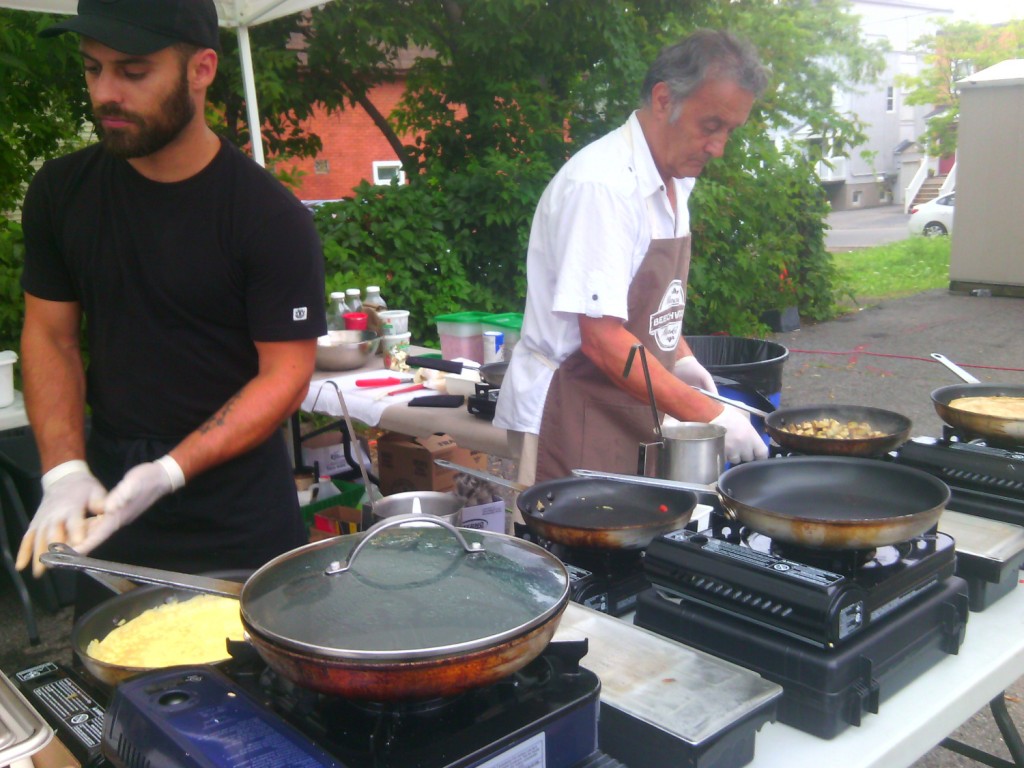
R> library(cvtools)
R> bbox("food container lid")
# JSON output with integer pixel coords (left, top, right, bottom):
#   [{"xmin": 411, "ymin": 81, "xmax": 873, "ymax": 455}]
[
  {"xmin": 0, "ymin": 670, "xmax": 52, "ymax": 765},
  {"xmin": 240, "ymin": 519, "xmax": 569, "ymax": 662},
  {"xmin": 481, "ymin": 313, "xmax": 524, "ymax": 332}
]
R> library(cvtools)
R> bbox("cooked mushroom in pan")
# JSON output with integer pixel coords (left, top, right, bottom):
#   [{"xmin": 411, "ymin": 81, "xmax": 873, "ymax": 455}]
[
  {"xmin": 948, "ymin": 396, "xmax": 1024, "ymax": 419},
  {"xmin": 779, "ymin": 418, "xmax": 886, "ymax": 440}
]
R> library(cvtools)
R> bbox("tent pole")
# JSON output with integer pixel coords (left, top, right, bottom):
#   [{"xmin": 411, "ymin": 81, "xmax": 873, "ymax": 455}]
[{"xmin": 236, "ymin": 25, "xmax": 266, "ymax": 167}]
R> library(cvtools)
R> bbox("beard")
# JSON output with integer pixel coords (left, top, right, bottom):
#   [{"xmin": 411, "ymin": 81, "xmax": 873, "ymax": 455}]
[{"xmin": 93, "ymin": 68, "xmax": 195, "ymax": 159}]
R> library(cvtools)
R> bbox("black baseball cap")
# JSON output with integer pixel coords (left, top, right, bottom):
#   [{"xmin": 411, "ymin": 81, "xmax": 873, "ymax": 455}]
[{"xmin": 40, "ymin": 0, "xmax": 221, "ymax": 55}]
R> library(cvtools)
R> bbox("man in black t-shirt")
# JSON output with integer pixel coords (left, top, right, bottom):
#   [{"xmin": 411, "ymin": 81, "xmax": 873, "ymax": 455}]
[{"xmin": 16, "ymin": 0, "xmax": 328, "ymax": 615}]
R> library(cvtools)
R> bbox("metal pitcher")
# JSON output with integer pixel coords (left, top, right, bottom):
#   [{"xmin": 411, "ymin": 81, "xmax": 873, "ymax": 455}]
[{"xmin": 638, "ymin": 421, "xmax": 726, "ymax": 485}]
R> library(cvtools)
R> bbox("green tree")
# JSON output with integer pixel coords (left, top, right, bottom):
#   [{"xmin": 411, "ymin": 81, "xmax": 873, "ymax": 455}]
[
  {"xmin": 899, "ymin": 18, "xmax": 1024, "ymax": 157},
  {"xmin": 0, "ymin": 10, "xmax": 92, "ymax": 217},
  {"xmin": 299, "ymin": 0, "xmax": 884, "ymax": 335}
]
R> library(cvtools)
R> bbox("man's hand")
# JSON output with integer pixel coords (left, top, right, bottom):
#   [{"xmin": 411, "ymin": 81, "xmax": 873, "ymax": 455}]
[
  {"xmin": 16, "ymin": 460, "xmax": 106, "ymax": 577},
  {"xmin": 75, "ymin": 456, "xmax": 185, "ymax": 555},
  {"xmin": 711, "ymin": 406, "xmax": 768, "ymax": 464},
  {"xmin": 674, "ymin": 355, "xmax": 718, "ymax": 394}
]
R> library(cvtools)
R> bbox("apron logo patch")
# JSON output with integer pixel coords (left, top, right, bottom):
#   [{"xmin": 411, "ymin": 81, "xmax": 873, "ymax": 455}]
[
  {"xmin": 649, "ymin": 279, "xmax": 685, "ymax": 351},
  {"xmin": 293, "ymin": 306, "xmax": 309, "ymax": 321}
]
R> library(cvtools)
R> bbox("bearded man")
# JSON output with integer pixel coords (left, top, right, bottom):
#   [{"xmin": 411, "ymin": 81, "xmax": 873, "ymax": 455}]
[{"xmin": 16, "ymin": 0, "xmax": 327, "ymax": 617}]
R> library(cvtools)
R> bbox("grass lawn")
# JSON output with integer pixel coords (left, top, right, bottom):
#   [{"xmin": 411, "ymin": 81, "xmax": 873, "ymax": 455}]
[{"xmin": 831, "ymin": 236, "xmax": 951, "ymax": 313}]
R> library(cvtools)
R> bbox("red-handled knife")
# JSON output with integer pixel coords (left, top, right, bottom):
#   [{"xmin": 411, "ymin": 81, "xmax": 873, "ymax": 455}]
[{"xmin": 355, "ymin": 377, "xmax": 413, "ymax": 387}]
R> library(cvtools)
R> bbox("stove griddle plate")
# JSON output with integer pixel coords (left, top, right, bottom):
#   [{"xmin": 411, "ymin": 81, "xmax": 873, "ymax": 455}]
[{"xmin": 635, "ymin": 576, "xmax": 969, "ymax": 740}]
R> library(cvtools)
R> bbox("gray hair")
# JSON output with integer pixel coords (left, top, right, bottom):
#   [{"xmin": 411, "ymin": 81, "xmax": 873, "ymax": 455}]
[{"xmin": 641, "ymin": 30, "xmax": 769, "ymax": 115}]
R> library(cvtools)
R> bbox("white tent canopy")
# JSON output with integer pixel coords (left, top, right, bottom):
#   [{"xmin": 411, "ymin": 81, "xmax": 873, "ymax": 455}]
[{"xmin": 1, "ymin": 0, "xmax": 327, "ymax": 165}]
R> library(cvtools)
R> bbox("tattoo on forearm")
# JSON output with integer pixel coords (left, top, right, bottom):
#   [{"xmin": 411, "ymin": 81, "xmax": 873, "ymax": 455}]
[{"xmin": 199, "ymin": 394, "xmax": 241, "ymax": 434}]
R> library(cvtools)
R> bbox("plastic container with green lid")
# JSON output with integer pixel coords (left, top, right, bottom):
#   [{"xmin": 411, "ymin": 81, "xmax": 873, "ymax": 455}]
[
  {"xmin": 434, "ymin": 311, "xmax": 491, "ymax": 362},
  {"xmin": 481, "ymin": 313, "xmax": 523, "ymax": 356}
]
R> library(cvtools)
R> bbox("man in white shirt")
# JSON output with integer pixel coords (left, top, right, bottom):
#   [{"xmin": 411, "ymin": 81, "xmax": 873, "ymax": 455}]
[{"xmin": 495, "ymin": 30, "xmax": 770, "ymax": 483}]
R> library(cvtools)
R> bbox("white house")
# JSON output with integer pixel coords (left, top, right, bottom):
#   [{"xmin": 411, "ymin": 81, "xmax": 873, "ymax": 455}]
[{"xmin": 815, "ymin": 0, "xmax": 954, "ymax": 210}]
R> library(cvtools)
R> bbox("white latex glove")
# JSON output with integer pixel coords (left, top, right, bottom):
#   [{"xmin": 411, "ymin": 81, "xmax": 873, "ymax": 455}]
[
  {"xmin": 711, "ymin": 405, "xmax": 769, "ymax": 464},
  {"xmin": 76, "ymin": 455, "xmax": 185, "ymax": 555},
  {"xmin": 16, "ymin": 460, "xmax": 107, "ymax": 577},
  {"xmin": 674, "ymin": 355, "xmax": 718, "ymax": 395}
]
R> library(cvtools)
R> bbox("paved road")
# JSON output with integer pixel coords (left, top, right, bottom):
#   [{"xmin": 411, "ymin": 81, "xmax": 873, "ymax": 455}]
[{"xmin": 826, "ymin": 204, "xmax": 912, "ymax": 251}]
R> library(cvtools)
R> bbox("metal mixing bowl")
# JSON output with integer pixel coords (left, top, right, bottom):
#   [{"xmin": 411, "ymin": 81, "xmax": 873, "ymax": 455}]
[{"xmin": 315, "ymin": 330, "xmax": 381, "ymax": 371}]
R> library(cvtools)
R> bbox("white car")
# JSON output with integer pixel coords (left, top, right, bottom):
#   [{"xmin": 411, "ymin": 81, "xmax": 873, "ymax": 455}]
[{"xmin": 908, "ymin": 193, "xmax": 955, "ymax": 236}]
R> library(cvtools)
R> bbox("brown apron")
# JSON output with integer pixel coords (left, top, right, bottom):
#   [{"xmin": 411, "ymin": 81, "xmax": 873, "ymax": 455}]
[{"xmin": 535, "ymin": 231, "xmax": 691, "ymax": 482}]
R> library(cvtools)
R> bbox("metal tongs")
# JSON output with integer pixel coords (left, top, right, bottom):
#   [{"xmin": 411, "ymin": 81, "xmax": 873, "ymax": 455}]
[
  {"xmin": 308, "ymin": 380, "xmax": 376, "ymax": 515},
  {"xmin": 624, "ymin": 343, "xmax": 669, "ymax": 477},
  {"xmin": 623, "ymin": 343, "xmax": 663, "ymax": 442}
]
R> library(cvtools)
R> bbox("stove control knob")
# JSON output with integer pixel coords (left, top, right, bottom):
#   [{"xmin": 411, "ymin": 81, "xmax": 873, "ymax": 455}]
[{"xmin": 158, "ymin": 690, "xmax": 192, "ymax": 708}]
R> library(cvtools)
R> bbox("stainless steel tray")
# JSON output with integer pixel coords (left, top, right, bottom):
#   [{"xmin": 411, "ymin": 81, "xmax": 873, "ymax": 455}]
[{"xmin": 0, "ymin": 669, "xmax": 52, "ymax": 765}]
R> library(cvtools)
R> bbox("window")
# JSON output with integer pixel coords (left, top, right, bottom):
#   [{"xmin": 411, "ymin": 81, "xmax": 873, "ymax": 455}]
[
  {"xmin": 852, "ymin": 190, "xmax": 863, "ymax": 206},
  {"xmin": 373, "ymin": 160, "xmax": 406, "ymax": 186},
  {"xmin": 314, "ymin": 159, "xmax": 329, "ymax": 175},
  {"xmin": 885, "ymin": 86, "xmax": 895, "ymax": 113}
]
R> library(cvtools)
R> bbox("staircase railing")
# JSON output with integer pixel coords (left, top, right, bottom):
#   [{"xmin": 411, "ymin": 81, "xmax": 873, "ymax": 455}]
[
  {"xmin": 904, "ymin": 161, "xmax": 929, "ymax": 213},
  {"xmin": 939, "ymin": 163, "xmax": 956, "ymax": 196}
]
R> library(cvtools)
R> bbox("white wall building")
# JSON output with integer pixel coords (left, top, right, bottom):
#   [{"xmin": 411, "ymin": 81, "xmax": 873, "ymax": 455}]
[{"xmin": 818, "ymin": 0, "xmax": 953, "ymax": 210}]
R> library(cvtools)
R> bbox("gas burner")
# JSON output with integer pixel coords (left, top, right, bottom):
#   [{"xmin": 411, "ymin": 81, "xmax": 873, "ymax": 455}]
[
  {"xmin": 645, "ymin": 517, "xmax": 956, "ymax": 648},
  {"xmin": 894, "ymin": 436, "xmax": 1024, "ymax": 525},
  {"xmin": 513, "ymin": 524, "xmax": 649, "ymax": 616},
  {"xmin": 765, "ymin": 536, "xmax": 878, "ymax": 571},
  {"xmin": 941, "ymin": 424, "xmax": 1023, "ymax": 450}
]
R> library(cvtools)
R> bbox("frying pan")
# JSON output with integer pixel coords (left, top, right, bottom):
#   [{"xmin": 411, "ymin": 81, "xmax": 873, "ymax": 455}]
[
  {"xmin": 574, "ymin": 454, "xmax": 950, "ymax": 550},
  {"xmin": 696, "ymin": 388, "xmax": 912, "ymax": 457},
  {"xmin": 71, "ymin": 570, "xmax": 251, "ymax": 687},
  {"xmin": 42, "ymin": 515, "xmax": 569, "ymax": 701},
  {"xmin": 930, "ymin": 353, "xmax": 1024, "ymax": 445},
  {"xmin": 434, "ymin": 459, "xmax": 697, "ymax": 549}
]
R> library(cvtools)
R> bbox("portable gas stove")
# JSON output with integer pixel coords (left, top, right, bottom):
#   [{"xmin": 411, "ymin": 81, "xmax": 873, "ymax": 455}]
[
  {"xmin": 643, "ymin": 511, "xmax": 957, "ymax": 648},
  {"xmin": 467, "ymin": 382, "xmax": 499, "ymax": 420},
  {"xmin": 16, "ymin": 641, "xmax": 622, "ymax": 768},
  {"xmin": 514, "ymin": 524, "xmax": 649, "ymax": 616},
  {"xmin": 635, "ymin": 510, "xmax": 969, "ymax": 739},
  {"xmin": 894, "ymin": 433, "xmax": 1024, "ymax": 525}
]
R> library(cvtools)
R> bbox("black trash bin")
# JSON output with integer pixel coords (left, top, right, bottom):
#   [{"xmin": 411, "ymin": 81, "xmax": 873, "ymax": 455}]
[{"xmin": 685, "ymin": 336, "xmax": 789, "ymax": 445}]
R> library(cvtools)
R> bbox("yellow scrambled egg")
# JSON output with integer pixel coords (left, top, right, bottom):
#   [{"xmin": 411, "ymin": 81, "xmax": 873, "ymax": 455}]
[{"xmin": 86, "ymin": 594, "xmax": 245, "ymax": 667}]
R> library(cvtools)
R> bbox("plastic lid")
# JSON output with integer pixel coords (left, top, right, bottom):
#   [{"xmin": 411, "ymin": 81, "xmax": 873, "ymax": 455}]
[
  {"xmin": 0, "ymin": 351, "xmax": 16, "ymax": 365},
  {"xmin": 346, "ymin": 288, "xmax": 361, "ymax": 296},
  {"xmin": 329, "ymin": 291, "xmax": 346, "ymax": 299},
  {"xmin": 366, "ymin": 285, "xmax": 380, "ymax": 293}
]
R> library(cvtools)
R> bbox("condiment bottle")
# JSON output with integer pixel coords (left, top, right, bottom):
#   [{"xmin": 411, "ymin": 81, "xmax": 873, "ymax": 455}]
[
  {"xmin": 326, "ymin": 291, "xmax": 348, "ymax": 330},
  {"xmin": 363, "ymin": 285, "xmax": 387, "ymax": 312},
  {"xmin": 362, "ymin": 285, "xmax": 388, "ymax": 341},
  {"xmin": 345, "ymin": 288, "xmax": 363, "ymax": 313}
]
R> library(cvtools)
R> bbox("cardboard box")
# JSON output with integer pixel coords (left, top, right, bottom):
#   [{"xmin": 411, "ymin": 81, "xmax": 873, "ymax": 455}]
[
  {"xmin": 312, "ymin": 505, "xmax": 366, "ymax": 536},
  {"xmin": 376, "ymin": 432, "xmax": 487, "ymax": 495},
  {"xmin": 301, "ymin": 428, "xmax": 370, "ymax": 477},
  {"xmin": 459, "ymin": 496, "xmax": 506, "ymax": 534}
]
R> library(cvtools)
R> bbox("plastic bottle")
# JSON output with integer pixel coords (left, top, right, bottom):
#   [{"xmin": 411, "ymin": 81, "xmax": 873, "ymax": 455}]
[
  {"xmin": 362, "ymin": 285, "xmax": 389, "ymax": 340},
  {"xmin": 363, "ymin": 285, "xmax": 387, "ymax": 312},
  {"xmin": 345, "ymin": 288, "xmax": 363, "ymax": 314},
  {"xmin": 326, "ymin": 291, "xmax": 348, "ymax": 331},
  {"xmin": 313, "ymin": 476, "xmax": 341, "ymax": 501}
]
